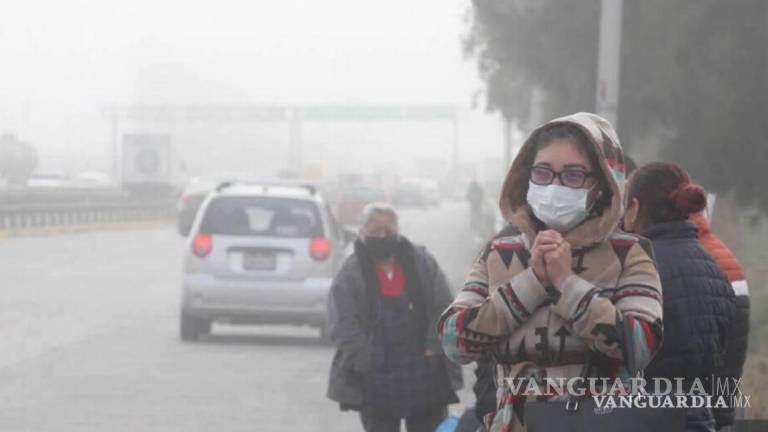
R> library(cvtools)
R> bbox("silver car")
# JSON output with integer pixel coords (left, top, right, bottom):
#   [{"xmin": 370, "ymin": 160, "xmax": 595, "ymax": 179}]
[{"xmin": 180, "ymin": 181, "xmax": 352, "ymax": 341}]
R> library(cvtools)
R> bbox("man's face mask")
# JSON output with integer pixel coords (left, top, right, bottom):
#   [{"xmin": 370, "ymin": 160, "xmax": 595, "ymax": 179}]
[
  {"xmin": 526, "ymin": 181, "xmax": 592, "ymax": 232},
  {"xmin": 366, "ymin": 235, "xmax": 399, "ymax": 260}
]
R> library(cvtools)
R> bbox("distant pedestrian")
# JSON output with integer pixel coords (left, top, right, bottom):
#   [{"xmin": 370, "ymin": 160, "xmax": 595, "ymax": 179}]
[
  {"xmin": 466, "ymin": 178, "xmax": 485, "ymax": 234},
  {"xmin": 326, "ymin": 202, "xmax": 463, "ymax": 432},
  {"xmin": 466, "ymin": 178, "xmax": 484, "ymax": 209}
]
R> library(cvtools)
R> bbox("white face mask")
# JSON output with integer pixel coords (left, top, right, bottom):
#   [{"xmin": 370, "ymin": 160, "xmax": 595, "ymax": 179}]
[{"xmin": 526, "ymin": 181, "xmax": 592, "ymax": 232}]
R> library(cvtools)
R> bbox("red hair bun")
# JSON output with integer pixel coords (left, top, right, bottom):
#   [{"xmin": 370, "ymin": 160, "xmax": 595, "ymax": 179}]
[{"xmin": 671, "ymin": 184, "xmax": 707, "ymax": 215}]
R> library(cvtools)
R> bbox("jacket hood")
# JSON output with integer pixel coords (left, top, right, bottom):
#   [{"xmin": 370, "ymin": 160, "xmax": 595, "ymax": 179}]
[{"xmin": 500, "ymin": 112, "xmax": 627, "ymax": 248}]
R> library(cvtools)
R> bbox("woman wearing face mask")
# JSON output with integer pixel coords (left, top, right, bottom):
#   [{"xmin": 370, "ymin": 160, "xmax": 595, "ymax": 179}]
[
  {"xmin": 438, "ymin": 113, "xmax": 664, "ymax": 431},
  {"xmin": 326, "ymin": 202, "xmax": 462, "ymax": 432},
  {"xmin": 623, "ymin": 162, "xmax": 737, "ymax": 432}
]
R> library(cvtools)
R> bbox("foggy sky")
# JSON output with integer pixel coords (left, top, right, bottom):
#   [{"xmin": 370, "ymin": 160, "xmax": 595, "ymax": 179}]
[{"xmin": 0, "ymin": 0, "xmax": 499, "ymax": 174}]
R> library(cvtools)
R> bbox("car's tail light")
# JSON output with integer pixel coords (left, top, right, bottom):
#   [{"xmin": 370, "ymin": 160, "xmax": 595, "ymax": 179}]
[
  {"xmin": 309, "ymin": 237, "xmax": 332, "ymax": 261},
  {"xmin": 192, "ymin": 233, "xmax": 212, "ymax": 258},
  {"xmin": 180, "ymin": 194, "xmax": 193, "ymax": 202}
]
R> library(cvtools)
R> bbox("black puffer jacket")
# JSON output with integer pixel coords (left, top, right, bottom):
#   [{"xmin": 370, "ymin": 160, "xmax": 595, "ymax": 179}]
[{"xmin": 642, "ymin": 221, "xmax": 736, "ymax": 389}]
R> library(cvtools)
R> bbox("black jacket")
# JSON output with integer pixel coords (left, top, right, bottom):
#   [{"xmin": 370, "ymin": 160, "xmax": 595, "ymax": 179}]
[
  {"xmin": 325, "ymin": 236, "xmax": 463, "ymax": 410},
  {"xmin": 642, "ymin": 222, "xmax": 737, "ymax": 397}
]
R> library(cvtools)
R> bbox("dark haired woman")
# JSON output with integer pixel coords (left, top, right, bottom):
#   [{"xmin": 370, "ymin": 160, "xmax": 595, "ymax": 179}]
[
  {"xmin": 623, "ymin": 162, "xmax": 737, "ymax": 432},
  {"xmin": 438, "ymin": 113, "xmax": 664, "ymax": 431}
]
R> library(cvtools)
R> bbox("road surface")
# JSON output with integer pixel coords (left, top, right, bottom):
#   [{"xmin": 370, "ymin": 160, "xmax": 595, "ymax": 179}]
[{"xmin": 0, "ymin": 200, "xmax": 482, "ymax": 431}]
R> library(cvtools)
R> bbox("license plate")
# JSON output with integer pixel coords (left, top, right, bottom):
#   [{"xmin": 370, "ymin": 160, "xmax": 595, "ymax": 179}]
[{"xmin": 243, "ymin": 252, "xmax": 276, "ymax": 271}]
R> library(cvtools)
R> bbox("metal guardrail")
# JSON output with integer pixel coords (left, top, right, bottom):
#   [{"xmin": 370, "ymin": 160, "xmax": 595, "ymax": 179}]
[
  {"xmin": 0, "ymin": 200, "xmax": 175, "ymax": 229},
  {"xmin": 0, "ymin": 188, "xmax": 176, "ymax": 230}
]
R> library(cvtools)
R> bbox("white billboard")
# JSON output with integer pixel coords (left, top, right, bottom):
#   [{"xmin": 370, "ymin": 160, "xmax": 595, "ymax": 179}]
[{"xmin": 121, "ymin": 133, "xmax": 172, "ymax": 184}]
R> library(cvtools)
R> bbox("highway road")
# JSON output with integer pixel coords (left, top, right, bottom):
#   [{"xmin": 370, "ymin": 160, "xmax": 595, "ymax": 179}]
[{"xmin": 0, "ymin": 200, "xmax": 482, "ymax": 431}]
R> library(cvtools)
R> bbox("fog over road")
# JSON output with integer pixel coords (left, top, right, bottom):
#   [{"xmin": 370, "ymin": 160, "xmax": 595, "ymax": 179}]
[{"xmin": 0, "ymin": 200, "xmax": 481, "ymax": 431}]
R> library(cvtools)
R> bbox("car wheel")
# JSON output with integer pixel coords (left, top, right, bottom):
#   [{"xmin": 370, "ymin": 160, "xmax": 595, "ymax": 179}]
[
  {"xmin": 180, "ymin": 311, "xmax": 210, "ymax": 341},
  {"xmin": 198, "ymin": 317, "xmax": 212, "ymax": 336}
]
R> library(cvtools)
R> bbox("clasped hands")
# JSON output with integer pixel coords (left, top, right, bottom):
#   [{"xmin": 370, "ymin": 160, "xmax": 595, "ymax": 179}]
[{"xmin": 531, "ymin": 230, "xmax": 574, "ymax": 289}]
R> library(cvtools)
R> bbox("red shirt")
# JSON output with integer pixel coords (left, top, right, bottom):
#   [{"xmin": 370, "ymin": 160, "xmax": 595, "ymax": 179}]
[{"xmin": 375, "ymin": 262, "xmax": 405, "ymax": 297}]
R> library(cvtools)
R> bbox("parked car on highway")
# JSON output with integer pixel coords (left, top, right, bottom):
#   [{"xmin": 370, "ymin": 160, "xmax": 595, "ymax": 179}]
[
  {"xmin": 180, "ymin": 181, "xmax": 354, "ymax": 341},
  {"xmin": 73, "ymin": 171, "xmax": 113, "ymax": 188},
  {"xmin": 26, "ymin": 171, "xmax": 70, "ymax": 188}
]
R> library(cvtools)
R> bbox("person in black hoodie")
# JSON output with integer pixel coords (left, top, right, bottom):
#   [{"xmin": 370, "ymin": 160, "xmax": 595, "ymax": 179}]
[
  {"xmin": 326, "ymin": 202, "xmax": 462, "ymax": 432},
  {"xmin": 622, "ymin": 162, "xmax": 738, "ymax": 432}
]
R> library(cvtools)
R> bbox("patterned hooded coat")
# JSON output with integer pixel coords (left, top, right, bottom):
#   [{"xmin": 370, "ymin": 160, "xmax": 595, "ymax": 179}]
[{"xmin": 438, "ymin": 113, "xmax": 664, "ymax": 431}]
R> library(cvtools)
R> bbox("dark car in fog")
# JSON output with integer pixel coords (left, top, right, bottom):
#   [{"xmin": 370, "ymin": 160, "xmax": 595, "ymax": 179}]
[
  {"xmin": 179, "ymin": 181, "xmax": 353, "ymax": 341},
  {"xmin": 335, "ymin": 186, "xmax": 388, "ymax": 227}
]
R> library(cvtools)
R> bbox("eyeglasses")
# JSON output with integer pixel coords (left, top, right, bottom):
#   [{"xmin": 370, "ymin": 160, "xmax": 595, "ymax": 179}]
[{"xmin": 530, "ymin": 165, "xmax": 593, "ymax": 189}]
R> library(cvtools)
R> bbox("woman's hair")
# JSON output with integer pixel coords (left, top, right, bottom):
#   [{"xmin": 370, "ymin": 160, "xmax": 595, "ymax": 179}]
[
  {"xmin": 626, "ymin": 162, "xmax": 707, "ymax": 223},
  {"xmin": 532, "ymin": 124, "xmax": 596, "ymax": 162},
  {"xmin": 528, "ymin": 124, "xmax": 612, "ymax": 211}
]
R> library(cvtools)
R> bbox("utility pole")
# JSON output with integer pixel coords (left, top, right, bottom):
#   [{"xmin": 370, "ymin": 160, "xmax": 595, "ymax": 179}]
[
  {"xmin": 287, "ymin": 108, "xmax": 303, "ymax": 175},
  {"xmin": 596, "ymin": 0, "xmax": 623, "ymax": 126}
]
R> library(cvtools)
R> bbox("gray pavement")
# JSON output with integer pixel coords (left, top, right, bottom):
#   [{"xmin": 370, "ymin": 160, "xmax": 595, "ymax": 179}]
[{"xmin": 0, "ymin": 200, "xmax": 481, "ymax": 431}]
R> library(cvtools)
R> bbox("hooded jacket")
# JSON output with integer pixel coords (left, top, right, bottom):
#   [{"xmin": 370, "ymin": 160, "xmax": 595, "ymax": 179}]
[{"xmin": 438, "ymin": 113, "xmax": 664, "ymax": 432}]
